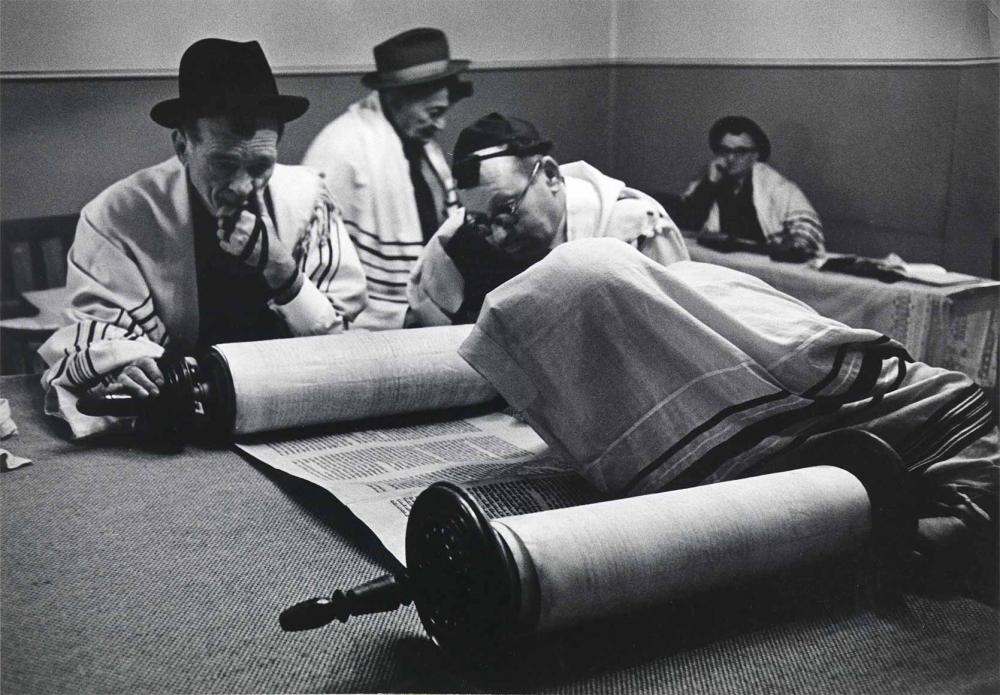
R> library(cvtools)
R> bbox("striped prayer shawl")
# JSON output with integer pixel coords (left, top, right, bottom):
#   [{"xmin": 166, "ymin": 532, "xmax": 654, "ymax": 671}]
[
  {"xmin": 693, "ymin": 162, "xmax": 825, "ymax": 253},
  {"xmin": 460, "ymin": 238, "xmax": 996, "ymax": 525},
  {"xmin": 302, "ymin": 92, "xmax": 460, "ymax": 330},
  {"xmin": 38, "ymin": 159, "xmax": 366, "ymax": 439}
]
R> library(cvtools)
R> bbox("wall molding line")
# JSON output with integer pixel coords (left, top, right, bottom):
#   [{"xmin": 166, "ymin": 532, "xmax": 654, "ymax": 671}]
[{"xmin": 3, "ymin": 56, "xmax": 997, "ymax": 81}]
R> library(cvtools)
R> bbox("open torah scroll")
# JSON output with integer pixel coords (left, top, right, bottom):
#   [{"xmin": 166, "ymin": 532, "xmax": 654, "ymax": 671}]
[{"xmin": 224, "ymin": 326, "xmax": 597, "ymax": 563}]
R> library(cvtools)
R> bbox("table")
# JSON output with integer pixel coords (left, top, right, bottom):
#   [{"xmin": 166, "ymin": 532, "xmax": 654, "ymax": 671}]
[
  {"xmin": 686, "ymin": 241, "xmax": 999, "ymax": 387},
  {"xmin": 1, "ymin": 374, "xmax": 998, "ymax": 694}
]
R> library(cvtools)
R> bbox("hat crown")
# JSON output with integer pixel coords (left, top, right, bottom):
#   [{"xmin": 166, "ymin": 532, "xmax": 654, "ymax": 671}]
[
  {"xmin": 150, "ymin": 37, "xmax": 309, "ymax": 128},
  {"xmin": 373, "ymin": 27, "xmax": 451, "ymax": 73},
  {"xmin": 178, "ymin": 38, "xmax": 279, "ymax": 106}
]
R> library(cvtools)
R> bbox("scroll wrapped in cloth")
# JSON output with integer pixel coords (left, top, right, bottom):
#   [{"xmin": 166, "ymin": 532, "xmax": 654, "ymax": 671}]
[{"xmin": 459, "ymin": 238, "xmax": 998, "ymax": 527}]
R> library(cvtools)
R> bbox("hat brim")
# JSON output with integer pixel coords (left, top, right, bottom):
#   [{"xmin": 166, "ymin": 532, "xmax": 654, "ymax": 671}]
[
  {"xmin": 361, "ymin": 59, "xmax": 470, "ymax": 90},
  {"xmin": 149, "ymin": 94, "xmax": 310, "ymax": 129}
]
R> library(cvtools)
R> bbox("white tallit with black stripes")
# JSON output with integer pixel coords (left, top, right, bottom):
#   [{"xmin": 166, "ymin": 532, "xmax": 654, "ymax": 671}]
[
  {"xmin": 460, "ymin": 238, "xmax": 996, "ymax": 528},
  {"xmin": 690, "ymin": 161, "xmax": 825, "ymax": 253},
  {"xmin": 302, "ymin": 92, "xmax": 460, "ymax": 330},
  {"xmin": 38, "ymin": 158, "xmax": 367, "ymax": 439}
]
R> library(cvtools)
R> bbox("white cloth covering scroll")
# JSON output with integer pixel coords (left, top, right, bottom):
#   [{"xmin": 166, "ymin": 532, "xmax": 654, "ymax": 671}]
[{"xmin": 459, "ymin": 238, "xmax": 997, "ymax": 528}]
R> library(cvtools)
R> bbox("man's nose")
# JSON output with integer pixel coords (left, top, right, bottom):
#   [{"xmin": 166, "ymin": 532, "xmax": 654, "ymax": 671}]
[
  {"xmin": 429, "ymin": 115, "xmax": 445, "ymax": 132},
  {"xmin": 229, "ymin": 171, "xmax": 254, "ymax": 199}
]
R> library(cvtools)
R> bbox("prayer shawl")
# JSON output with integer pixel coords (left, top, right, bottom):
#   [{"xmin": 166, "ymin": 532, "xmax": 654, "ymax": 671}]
[
  {"xmin": 460, "ymin": 238, "xmax": 996, "ymax": 527},
  {"xmin": 688, "ymin": 162, "xmax": 825, "ymax": 253},
  {"xmin": 302, "ymin": 92, "xmax": 460, "ymax": 330},
  {"xmin": 408, "ymin": 161, "xmax": 690, "ymax": 326},
  {"xmin": 38, "ymin": 157, "xmax": 367, "ymax": 439}
]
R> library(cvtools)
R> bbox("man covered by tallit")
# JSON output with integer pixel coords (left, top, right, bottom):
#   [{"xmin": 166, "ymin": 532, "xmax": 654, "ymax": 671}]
[
  {"xmin": 38, "ymin": 39, "xmax": 366, "ymax": 439},
  {"xmin": 302, "ymin": 28, "xmax": 472, "ymax": 330},
  {"xmin": 408, "ymin": 113, "xmax": 690, "ymax": 326},
  {"xmin": 460, "ymin": 238, "xmax": 997, "ymax": 588}
]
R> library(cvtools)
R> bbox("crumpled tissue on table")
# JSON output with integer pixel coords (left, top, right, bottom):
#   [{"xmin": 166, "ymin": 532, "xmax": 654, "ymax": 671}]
[{"xmin": 0, "ymin": 398, "xmax": 32, "ymax": 471}]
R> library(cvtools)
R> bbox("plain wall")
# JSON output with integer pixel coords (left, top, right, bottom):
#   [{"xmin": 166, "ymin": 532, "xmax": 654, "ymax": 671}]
[
  {"xmin": 0, "ymin": 0, "xmax": 614, "ymax": 74},
  {"xmin": 615, "ymin": 0, "xmax": 998, "ymax": 62}
]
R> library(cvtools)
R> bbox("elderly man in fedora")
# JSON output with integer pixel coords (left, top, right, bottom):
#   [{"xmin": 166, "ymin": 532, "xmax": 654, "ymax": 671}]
[
  {"xmin": 671, "ymin": 116, "xmax": 825, "ymax": 259},
  {"xmin": 38, "ymin": 38, "xmax": 367, "ymax": 439},
  {"xmin": 408, "ymin": 113, "xmax": 690, "ymax": 326},
  {"xmin": 302, "ymin": 27, "xmax": 472, "ymax": 330}
]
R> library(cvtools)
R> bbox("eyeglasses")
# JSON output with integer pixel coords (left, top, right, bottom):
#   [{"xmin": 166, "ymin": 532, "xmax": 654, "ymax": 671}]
[
  {"xmin": 714, "ymin": 146, "xmax": 757, "ymax": 157},
  {"xmin": 464, "ymin": 159, "xmax": 543, "ymax": 241}
]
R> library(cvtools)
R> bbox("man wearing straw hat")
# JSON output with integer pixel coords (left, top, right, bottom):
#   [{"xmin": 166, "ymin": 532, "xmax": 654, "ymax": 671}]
[
  {"xmin": 302, "ymin": 28, "xmax": 472, "ymax": 330},
  {"xmin": 38, "ymin": 38, "xmax": 367, "ymax": 439}
]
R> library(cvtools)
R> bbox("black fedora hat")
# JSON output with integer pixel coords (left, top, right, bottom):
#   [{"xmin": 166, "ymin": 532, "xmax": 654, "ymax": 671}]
[
  {"xmin": 150, "ymin": 38, "xmax": 309, "ymax": 129},
  {"xmin": 361, "ymin": 28, "xmax": 470, "ymax": 91}
]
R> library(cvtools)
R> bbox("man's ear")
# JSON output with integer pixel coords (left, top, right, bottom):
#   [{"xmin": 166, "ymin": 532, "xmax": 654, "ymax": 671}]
[
  {"xmin": 542, "ymin": 156, "xmax": 562, "ymax": 192},
  {"xmin": 171, "ymin": 129, "xmax": 188, "ymax": 163}
]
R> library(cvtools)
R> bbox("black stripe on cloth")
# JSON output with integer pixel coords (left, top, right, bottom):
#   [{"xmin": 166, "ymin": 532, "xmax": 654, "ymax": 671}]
[
  {"xmin": 66, "ymin": 358, "xmax": 82, "ymax": 386},
  {"xmin": 353, "ymin": 239, "xmax": 419, "ymax": 262},
  {"xmin": 909, "ymin": 398, "xmax": 994, "ymax": 470},
  {"xmin": 130, "ymin": 295, "xmax": 152, "ymax": 313},
  {"xmin": 312, "ymin": 234, "xmax": 335, "ymax": 287},
  {"xmin": 621, "ymin": 389, "xmax": 791, "ymax": 494},
  {"xmin": 85, "ymin": 321, "xmax": 98, "ymax": 346},
  {"xmin": 801, "ymin": 336, "xmax": 903, "ymax": 401},
  {"xmin": 344, "ymin": 220, "xmax": 424, "ymax": 246},
  {"xmin": 131, "ymin": 308, "xmax": 157, "ymax": 326},
  {"xmin": 627, "ymin": 337, "xmax": 910, "ymax": 494},
  {"xmin": 897, "ymin": 384, "xmax": 983, "ymax": 462},
  {"xmin": 72, "ymin": 322, "xmax": 83, "ymax": 350},
  {"xmin": 902, "ymin": 385, "xmax": 994, "ymax": 469},
  {"xmin": 51, "ymin": 354, "xmax": 70, "ymax": 381},
  {"xmin": 359, "ymin": 258, "xmax": 414, "ymax": 276},
  {"xmin": 663, "ymin": 397, "xmax": 844, "ymax": 493},
  {"xmin": 824, "ymin": 340, "xmax": 910, "ymax": 405},
  {"xmin": 367, "ymin": 292, "xmax": 410, "ymax": 304},
  {"xmin": 82, "ymin": 346, "xmax": 98, "ymax": 384},
  {"xmin": 366, "ymin": 276, "xmax": 408, "ymax": 289},
  {"xmin": 801, "ymin": 340, "xmax": 856, "ymax": 398}
]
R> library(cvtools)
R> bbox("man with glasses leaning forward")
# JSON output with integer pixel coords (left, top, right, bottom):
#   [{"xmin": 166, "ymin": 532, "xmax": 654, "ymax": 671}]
[
  {"xmin": 408, "ymin": 112, "xmax": 690, "ymax": 326},
  {"xmin": 670, "ymin": 115, "xmax": 825, "ymax": 259}
]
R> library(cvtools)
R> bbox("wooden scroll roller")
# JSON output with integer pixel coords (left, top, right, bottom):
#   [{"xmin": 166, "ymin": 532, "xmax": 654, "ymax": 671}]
[
  {"xmin": 280, "ymin": 430, "xmax": 915, "ymax": 661},
  {"xmin": 76, "ymin": 325, "xmax": 498, "ymax": 441}
]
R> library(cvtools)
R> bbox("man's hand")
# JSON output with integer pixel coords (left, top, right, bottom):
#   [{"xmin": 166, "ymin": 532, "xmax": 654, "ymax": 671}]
[
  {"xmin": 217, "ymin": 187, "xmax": 300, "ymax": 293},
  {"xmin": 106, "ymin": 357, "xmax": 165, "ymax": 399},
  {"xmin": 707, "ymin": 156, "xmax": 728, "ymax": 184}
]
